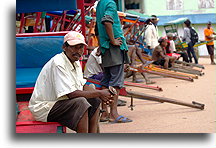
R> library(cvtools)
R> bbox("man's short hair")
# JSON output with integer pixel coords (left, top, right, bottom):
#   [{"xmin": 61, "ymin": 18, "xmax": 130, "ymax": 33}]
[{"xmin": 184, "ymin": 19, "xmax": 191, "ymax": 27}]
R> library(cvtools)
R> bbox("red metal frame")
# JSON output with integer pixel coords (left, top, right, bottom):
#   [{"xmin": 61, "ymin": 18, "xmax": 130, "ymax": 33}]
[
  {"xmin": 19, "ymin": 13, "xmax": 25, "ymax": 33},
  {"xmin": 16, "ymin": 87, "xmax": 34, "ymax": 94},
  {"xmin": 16, "ymin": 31, "xmax": 69, "ymax": 37}
]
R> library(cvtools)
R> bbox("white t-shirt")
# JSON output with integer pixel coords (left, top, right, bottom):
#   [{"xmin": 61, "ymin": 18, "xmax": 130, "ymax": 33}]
[
  {"xmin": 84, "ymin": 47, "xmax": 102, "ymax": 78},
  {"xmin": 144, "ymin": 23, "xmax": 159, "ymax": 49},
  {"xmin": 169, "ymin": 40, "xmax": 176, "ymax": 52},
  {"xmin": 28, "ymin": 52, "xmax": 86, "ymax": 122}
]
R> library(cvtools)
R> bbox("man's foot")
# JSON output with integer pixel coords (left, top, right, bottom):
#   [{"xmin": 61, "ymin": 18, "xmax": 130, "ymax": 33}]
[
  {"xmin": 211, "ymin": 62, "xmax": 216, "ymax": 65},
  {"xmin": 143, "ymin": 61, "xmax": 153, "ymax": 67},
  {"xmin": 100, "ymin": 110, "xmax": 109, "ymax": 122},
  {"xmin": 119, "ymin": 99, "xmax": 127, "ymax": 103},
  {"xmin": 109, "ymin": 115, "xmax": 132, "ymax": 123},
  {"xmin": 117, "ymin": 99, "xmax": 126, "ymax": 106},
  {"xmin": 132, "ymin": 79, "xmax": 144, "ymax": 83},
  {"xmin": 100, "ymin": 117, "xmax": 109, "ymax": 122},
  {"xmin": 146, "ymin": 80, "xmax": 156, "ymax": 84}
]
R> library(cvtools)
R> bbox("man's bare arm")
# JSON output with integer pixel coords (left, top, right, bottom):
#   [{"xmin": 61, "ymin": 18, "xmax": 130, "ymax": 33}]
[
  {"xmin": 104, "ymin": 22, "xmax": 122, "ymax": 46},
  {"xmin": 66, "ymin": 85, "xmax": 112, "ymax": 102}
]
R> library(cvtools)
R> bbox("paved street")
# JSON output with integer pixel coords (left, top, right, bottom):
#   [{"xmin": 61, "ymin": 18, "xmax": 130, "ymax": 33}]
[{"xmin": 98, "ymin": 57, "xmax": 215, "ymax": 133}]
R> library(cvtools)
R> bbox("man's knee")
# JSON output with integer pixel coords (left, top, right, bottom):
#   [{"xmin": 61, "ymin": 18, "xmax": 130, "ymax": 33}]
[
  {"xmin": 164, "ymin": 57, "xmax": 170, "ymax": 62},
  {"xmin": 92, "ymin": 98, "xmax": 102, "ymax": 107},
  {"xmin": 73, "ymin": 97, "xmax": 89, "ymax": 106}
]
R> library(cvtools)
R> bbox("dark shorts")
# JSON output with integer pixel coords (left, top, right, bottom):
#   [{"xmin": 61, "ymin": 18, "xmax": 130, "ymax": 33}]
[
  {"xmin": 206, "ymin": 45, "xmax": 214, "ymax": 55},
  {"xmin": 47, "ymin": 97, "xmax": 101, "ymax": 132},
  {"xmin": 153, "ymin": 59, "xmax": 172, "ymax": 68},
  {"xmin": 100, "ymin": 64, "xmax": 124, "ymax": 88},
  {"xmin": 89, "ymin": 72, "xmax": 104, "ymax": 81}
]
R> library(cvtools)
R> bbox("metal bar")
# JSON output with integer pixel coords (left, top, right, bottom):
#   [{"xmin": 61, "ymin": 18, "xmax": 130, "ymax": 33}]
[
  {"xmin": 60, "ymin": 11, "xmax": 67, "ymax": 31},
  {"xmin": 175, "ymin": 60, "xmax": 205, "ymax": 69},
  {"xmin": 126, "ymin": 90, "xmax": 205, "ymax": 110},
  {"xmin": 130, "ymin": 67, "xmax": 194, "ymax": 82},
  {"xmin": 170, "ymin": 67, "xmax": 203, "ymax": 76},
  {"xmin": 49, "ymin": 17, "xmax": 62, "ymax": 32},
  {"xmin": 19, "ymin": 13, "xmax": 25, "ymax": 33},
  {"xmin": 147, "ymin": 65, "xmax": 198, "ymax": 79},
  {"xmin": 16, "ymin": 31, "xmax": 69, "ymax": 37},
  {"xmin": 65, "ymin": 11, "xmax": 78, "ymax": 31},
  {"xmin": 124, "ymin": 81, "xmax": 163, "ymax": 91},
  {"xmin": 174, "ymin": 65, "xmax": 204, "ymax": 75},
  {"xmin": 124, "ymin": 18, "xmax": 139, "ymax": 37},
  {"xmin": 34, "ymin": 12, "xmax": 42, "ymax": 33}
]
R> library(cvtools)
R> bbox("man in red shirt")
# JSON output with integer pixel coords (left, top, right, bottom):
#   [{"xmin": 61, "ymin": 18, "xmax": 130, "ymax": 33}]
[{"xmin": 204, "ymin": 21, "xmax": 216, "ymax": 65}]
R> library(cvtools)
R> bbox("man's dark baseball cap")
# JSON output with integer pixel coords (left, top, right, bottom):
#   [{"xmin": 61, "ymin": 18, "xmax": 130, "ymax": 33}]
[
  {"xmin": 207, "ymin": 21, "xmax": 212, "ymax": 25},
  {"xmin": 151, "ymin": 15, "xmax": 159, "ymax": 21},
  {"xmin": 184, "ymin": 19, "xmax": 191, "ymax": 26}
]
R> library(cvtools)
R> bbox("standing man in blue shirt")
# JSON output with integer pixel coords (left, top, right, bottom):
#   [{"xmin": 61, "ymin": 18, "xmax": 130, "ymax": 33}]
[{"xmin": 96, "ymin": 0, "xmax": 132, "ymax": 123}]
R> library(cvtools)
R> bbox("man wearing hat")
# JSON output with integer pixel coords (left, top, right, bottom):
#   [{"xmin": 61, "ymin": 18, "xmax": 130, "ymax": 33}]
[
  {"xmin": 144, "ymin": 15, "xmax": 159, "ymax": 55},
  {"xmin": 204, "ymin": 21, "xmax": 216, "ymax": 65},
  {"xmin": 29, "ymin": 31, "xmax": 113, "ymax": 133}
]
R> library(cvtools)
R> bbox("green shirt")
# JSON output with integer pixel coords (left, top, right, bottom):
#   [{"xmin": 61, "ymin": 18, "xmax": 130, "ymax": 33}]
[{"xmin": 96, "ymin": 0, "xmax": 128, "ymax": 54}]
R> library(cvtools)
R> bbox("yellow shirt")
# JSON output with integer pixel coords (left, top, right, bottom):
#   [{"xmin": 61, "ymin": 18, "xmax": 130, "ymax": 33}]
[{"xmin": 204, "ymin": 28, "xmax": 214, "ymax": 45}]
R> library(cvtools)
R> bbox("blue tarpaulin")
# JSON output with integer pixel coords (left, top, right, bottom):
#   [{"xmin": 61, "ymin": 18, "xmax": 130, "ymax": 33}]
[
  {"xmin": 16, "ymin": 0, "xmax": 77, "ymax": 13},
  {"xmin": 157, "ymin": 13, "xmax": 216, "ymax": 26},
  {"xmin": 16, "ymin": 35, "xmax": 64, "ymax": 88}
]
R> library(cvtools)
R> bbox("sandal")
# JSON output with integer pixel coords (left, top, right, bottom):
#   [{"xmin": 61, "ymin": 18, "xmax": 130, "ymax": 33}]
[{"xmin": 110, "ymin": 115, "xmax": 133, "ymax": 123}]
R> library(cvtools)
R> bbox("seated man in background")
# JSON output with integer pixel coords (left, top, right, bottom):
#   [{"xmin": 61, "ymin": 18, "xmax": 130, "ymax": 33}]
[
  {"xmin": 29, "ymin": 31, "xmax": 113, "ymax": 133},
  {"xmin": 84, "ymin": 47, "xmax": 103, "ymax": 81},
  {"xmin": 166, "ymin": 33, "xmax": 189, "ymax": 63},
  {"xmin": 152, "ymin": 37, "xmax": 177, "ymax": 69}
]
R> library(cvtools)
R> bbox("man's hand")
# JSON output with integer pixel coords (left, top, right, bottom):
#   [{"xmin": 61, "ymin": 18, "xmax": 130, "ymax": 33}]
[
  {"xmin": 96, "ymin": 47, "xmax": 101, "ymax": 56},
  {"xmin": 99, "ymin": 89, "xmax": 114, "ymax": 104},
  {"xmin": 110, "ymin": 37, "xmax": 122, "ymax": 46},
  {"xmin": 124, "ymin": 64, "xmax": 130, "ymax": 72}
]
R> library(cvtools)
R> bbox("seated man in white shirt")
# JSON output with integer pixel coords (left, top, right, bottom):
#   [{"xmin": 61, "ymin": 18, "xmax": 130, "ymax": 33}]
[
  {"xmin": 167, "ymin": 33, "xmax": 189, "ymax": 63},
  {"xmin": 84, "ymin": 47, "xmax": 103, "ymax": 81},
  {"xmin": 29, "ymin": 31, "xmax": 113, "ymax": 133}
]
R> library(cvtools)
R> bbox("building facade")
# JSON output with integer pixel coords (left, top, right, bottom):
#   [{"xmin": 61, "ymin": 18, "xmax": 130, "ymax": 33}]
[{"xmin": 119, "ymin": 0, "xmax": 216, "ymax": 56}]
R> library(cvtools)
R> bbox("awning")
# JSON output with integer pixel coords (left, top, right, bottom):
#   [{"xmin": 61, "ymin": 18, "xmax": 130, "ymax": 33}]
[
  {"xmin": 157, "ymin": 13, "xmax": 216, "ymax": 26},
  {"xmin": 16, "ymin": 0, "xmax": 77, "ymax": 13}
]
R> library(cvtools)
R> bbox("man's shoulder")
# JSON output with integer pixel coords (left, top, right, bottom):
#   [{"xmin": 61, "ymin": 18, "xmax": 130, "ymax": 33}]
[
  {"xmin": 52, "ymin": 52, "xmax": 64, "ymax": 62},
  {"xmin": 146, "ymin": 24, "xmax": 154, "ymax": 29},
  {"xmin": 97, "ymin": 0, "xmax": 114, "ymax": 7},
  {"xmin": 154, "ymin": 45, "xmax": 162, "ymax": 51}
]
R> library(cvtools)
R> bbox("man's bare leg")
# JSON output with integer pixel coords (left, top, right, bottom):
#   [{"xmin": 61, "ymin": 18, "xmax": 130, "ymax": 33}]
[
  {"xmin": 109, "ymin": 87, "xmax": 120, "ymax": 120},
  {"xmin": 100, "ymin": 86, "xmax": 109, "ymax": 121},
  {"xmin": 170, "ymin": 57, "xmax": 177, "ymax": 67},
  {"xmin": 141, "ymin": 72, "xmax": 155, "ymax": 84},
  {"xmin": 76, "ymin": 110, "xmax": 88, "ymax": 133},
  {"xmin": 164, "ymin": 57, "xmax": 169, "ymax": 69},
  {"xmin": 89, "ymin": 107, "xmax": 100, "ymax": 133},
  {"xmin": 210, "ymin": 55, "xmax": 215, "ymax": 64}
]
